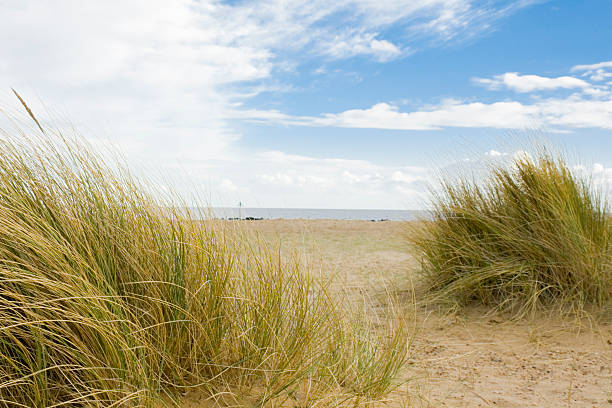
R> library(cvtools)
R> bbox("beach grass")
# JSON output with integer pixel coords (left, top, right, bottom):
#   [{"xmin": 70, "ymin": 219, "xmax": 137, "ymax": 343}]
[
  {"xmin": 409, "ymin": 150, "xmax": 612, "ymax": 317},
  {"xmin": 0, "ymin": 102, "xmax": 409, "ymax": 407}
]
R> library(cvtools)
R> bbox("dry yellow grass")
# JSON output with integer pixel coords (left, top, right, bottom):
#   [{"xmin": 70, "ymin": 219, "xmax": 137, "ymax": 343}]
[
  {"xmin": 410, "ymin": 152, "xmax": 611, "ymax": 317},
  {"xmin": 4, "ymin": 94, "xmax": 610, "ymax": 407},
  {"xmin": 0, "ymin": 104, "xmax": 409, "ymax": 407}
]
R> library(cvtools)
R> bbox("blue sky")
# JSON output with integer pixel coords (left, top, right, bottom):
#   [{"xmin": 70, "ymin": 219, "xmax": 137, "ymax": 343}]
[{"xmin": 1, "ymin": 0, "xmax": 612, "ymax": 209}]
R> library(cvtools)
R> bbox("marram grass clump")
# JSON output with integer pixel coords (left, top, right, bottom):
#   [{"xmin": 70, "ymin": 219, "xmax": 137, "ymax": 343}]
[
  {"xmin": 410, "ymin": 151, "xmax": 612, "ymax": 317},
  {"xmin": 0, "ymin": 103, "xmax": 408, "ymax": 407}
]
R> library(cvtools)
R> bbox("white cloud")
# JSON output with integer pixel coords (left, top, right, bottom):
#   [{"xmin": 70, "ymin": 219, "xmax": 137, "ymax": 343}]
[
  {"xmin": 342, "ymin": 170, "xmax": 385, "ymax": 184},
  {"xmin": 0, "ymin": 0, "xmax": 532, "ymax": 164},
  {"xmin": 592, "ymin": 163, "xmax": 612, "ymax": 186},
  {"xmin": 325, "ymin": 99, "xmax": 538, "ymax": 129},
  {"xmin": 240, "ymin": 71, "xmax": 612, "ymax": 131},
  {"xmin": 198, "ymin": 150, "xmax": 433, "ymax": 208},
  {"xmin": 474, "ymin": 72, "xmax": 590, "ymax": 92},
  {"xmin": 571, "ymin": 61, "xmax": 612, "ymax": 81},
  {"xmin": 573, "ymin": 162, "xmax": 612, "ymax": 192},
  {"xmin": 0, "ymin": 0, "xmax": 553, "ymax": 209},
  {"xmin": 257, "ymin": 172, "xmax": 296, "ymax": 186},
  {"xmin": 484, "ymin": 149, "xmax": 508, "ymax": 157},
  {"xmin": 391, "ymin": 169, "xmax": 429, "ymax": 183},
  {"xmin": 245, "ymin": 100, "xmax": 538, "ymax": 130},
  {"xmin": 342, "ymin": 171, "xmax": 363, "ymax": 184},
  {"xmin": 321, "ymin": 32, "xmax": 403, "ymax": 62},
  {"xmin": 593, "ymin": 163, "xmax": 605, "ymax": 173},
  {"xmin": 572, "ymin": 61, "xmax": 612, "ymax": 82},
  {"xmin": 219, "ymin": 178, "xmax": 239, "ymax": 192},
  {"xmin": 0, "ymin": 0, "xmax": 272, "ymax": 162},
  {"xmin": 536, "ymin": 96, "xmax": 612, "ymax": 128},
  {"xmin": 572, "ymin": 61, "xmax": 612, "ymax": 71},
  {"xmin": 402, "ymin": 0, "xmax": 541, "ymax": 43},
  {"xmin": 205, "ymin": 153, "xmax": 612, "ymax": 210},
  {"xmin": 512, "ymin": 150, "xmax": 533, "ymax": 163}
]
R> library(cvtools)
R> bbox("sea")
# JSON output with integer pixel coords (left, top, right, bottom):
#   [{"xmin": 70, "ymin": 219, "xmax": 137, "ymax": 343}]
[{"xmin": 191, "ymin": 207, "xmax": 429, "ymax": 221}]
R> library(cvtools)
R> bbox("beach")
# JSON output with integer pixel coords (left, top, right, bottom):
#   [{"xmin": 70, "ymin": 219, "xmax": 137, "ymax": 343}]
[
  {"xmin": 218, "ymin": 219, "xmax": 612, "ymax": 407},
  {"xmin": 7, "ymin": 3, "xmax": 612, "ymax": 406}
]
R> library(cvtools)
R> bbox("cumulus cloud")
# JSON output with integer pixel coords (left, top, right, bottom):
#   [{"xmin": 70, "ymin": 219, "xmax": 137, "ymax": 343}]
[
  {"xmin": 474, "ymin": 72, "xmax": 590, "ymax": 92},
  {"xmin": 219, "ymin": 178, "xmax": 239, "ymax": 192},
  {"xmin": 591, "ymin": 163, "xmax": 612, "ymax": 187},
  {"xmin": 573, "ymin": 162, "xmax": 612, "ymax": 192},
  {"xmin": 391, "ymin": 168, "xmax": 429, "ymax": 183},
  {"xmin": 571, "ymin": 61, "xmax": 612, "ymax": 81},
  {"xmin": 257, "ymin": 173, "xmax": 296, "ymax": 186},
  {"xmin": 207, "ymin": 149, "xmax": 612, "ymax": 211},
  {"xmin": 484, "ymin": 149, "xmax": 509, "ymax": 157},
  {"xmin": 203, "ymin": 150, "xmax": 433, "ymax": 208}
]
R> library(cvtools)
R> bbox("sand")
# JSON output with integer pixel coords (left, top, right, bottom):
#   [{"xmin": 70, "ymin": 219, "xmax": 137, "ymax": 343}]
[{"xmin": 189, "ymin": 219, "xmax": 612, "ymax": 407}]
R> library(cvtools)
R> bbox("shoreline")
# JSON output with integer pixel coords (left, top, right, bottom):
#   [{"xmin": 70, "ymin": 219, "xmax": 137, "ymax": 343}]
[
  {"xmin": 220, "ymin": 216, "xmax": 397, "ymax": 222},
  {"xmin": 187, "ymin": 207, "xmax": 429, "ymax": 222}
]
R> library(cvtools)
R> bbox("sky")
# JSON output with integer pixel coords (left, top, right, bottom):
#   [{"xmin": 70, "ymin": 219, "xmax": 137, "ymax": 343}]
[{"xmin": 1, "ymin": 0, "xmax": 612, "ymax": 209}]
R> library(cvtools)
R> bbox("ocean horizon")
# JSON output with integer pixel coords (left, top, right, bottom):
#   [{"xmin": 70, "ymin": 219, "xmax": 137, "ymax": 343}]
[{"xmin": 189, "ymin": 207, "xmax": 429, "ymax": 221}]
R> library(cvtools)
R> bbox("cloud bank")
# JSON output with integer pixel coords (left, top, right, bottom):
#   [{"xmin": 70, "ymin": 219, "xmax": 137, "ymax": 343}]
[
  {"xmin": 3, "ymin": 1, "xmax": 610, "ymax": 209},
  {"xmin": 240, "ymin": 63, "xmax": 612, "ymax": 131}
]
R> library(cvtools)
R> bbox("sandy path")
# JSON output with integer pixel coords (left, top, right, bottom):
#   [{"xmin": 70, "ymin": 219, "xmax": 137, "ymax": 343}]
[
  {"xmin": 409, "ymin": 316, "xmax": 612, "ymax": 407},
  {"xmin": 241, "ymin": 219, "xmax": 612, "ymax": 407}
]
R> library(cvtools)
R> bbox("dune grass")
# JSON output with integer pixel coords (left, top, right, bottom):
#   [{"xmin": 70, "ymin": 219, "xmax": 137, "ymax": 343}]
[
  {"xmin": 410, "ymin": 151, "xmax": 612, "ymax": 317},
  {"xmin": 0, "ymin": 102, "xmax": 408, "ymax": 407}
]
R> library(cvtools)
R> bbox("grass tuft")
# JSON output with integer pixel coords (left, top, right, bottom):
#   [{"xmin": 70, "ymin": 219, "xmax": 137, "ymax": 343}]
[
  {"xmin": 410, "ymin": 150, "xmax": 612, "ymax": 317},
  {"xmin": 0, "ymin": 104, "xmax": 408, "ymax": 407}
]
